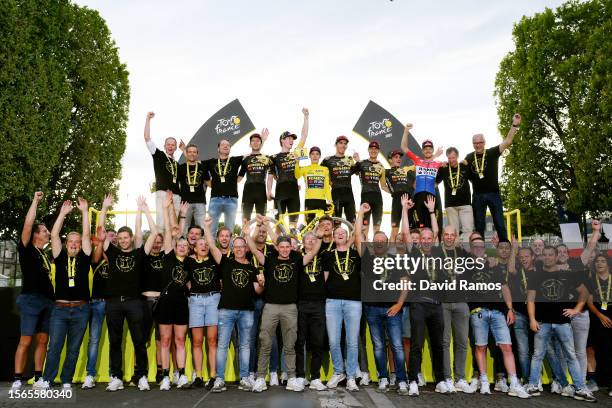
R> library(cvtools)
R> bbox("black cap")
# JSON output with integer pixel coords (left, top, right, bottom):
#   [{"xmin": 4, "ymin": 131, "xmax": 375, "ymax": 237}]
[
  {"xmin": 310, "ymin": 146, "xmax": 321, "ymax": 154},
  {"xmin": 368, "ymin": 141, "xmax": 380, "ymax": 149},
  {"xmin": 249, "ymin": 133, "xmax": 262, "ymax": 141},
  {"xmin": 279, "ymin": 131, "xmax": 297, "ymax": 142},
  {"xmin": 335, "ymin": 135, "xmax": 349, "ymax": 144},
  {"xmin": 422, "ymin": 139, "xmax": 434, "ymax": 149},
  {"xmin": 388, "ymin": 150, "xmax": 404, "ymax": 159}
]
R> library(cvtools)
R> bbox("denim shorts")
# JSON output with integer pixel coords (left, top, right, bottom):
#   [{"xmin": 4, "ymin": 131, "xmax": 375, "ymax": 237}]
[
  {"xmin": 16, "ymin": 293, "xmax": 54, "ymax": 336},
  {"xmin": 470, "ymin": 308, "xmax": 511, "ymax": 345},
  {"xmin": 188, "ymin": 292, "xmax": 221, "ymax": 328},
  {"xmin": 401, "ymin": 305, "xmax": 411, "ymax": 338}
]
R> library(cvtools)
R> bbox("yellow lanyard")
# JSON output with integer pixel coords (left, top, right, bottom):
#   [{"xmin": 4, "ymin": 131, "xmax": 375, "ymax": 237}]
[
  {"xmin": 596, "ymin": 276, "xmax": 611, "ymax": 303},
  {"xmin": 167, "ymin": 155, "xmax": 177, "ymax": 178},
  {"xmin": 187, "ymin": 162, "xmax": 198, "ymax": 186},
  {"xmin": 196, "ymin": 256, "xmax": 209, "ymax": 263},
  {"xmin": 36, "ymin": 247, "xmax": 51, "ymax": 272},
  {"xmin": 420, "ymin": 249, "xmax": 435, "ymax": 281},
  {"xmin": 306, "ymin": 255, "xmax": 318, "ymax": 274},
  {"xmin": 251, "ymin": 245, "xmax": 266, "ymax": 268},
  {"xmin": 67, "ymin": 257, "xmax": 76, "ymax": 278},
  {"xmin": 334, "ymin": 249, "xmax": 350, "ymax": 274},
  {"xmin": 474, "ymin": 150, "xmax": 486, "ymax": 177},
  {"xmin": 442, "ymin": 246, "xmax": 457, "ymax": 278},
  {"xmin": 217, "ymin": 158, "xmax": 230, "ymax": 177},
  {"xmin": 448, "ymin": 163, "xmax": 460, "ymax": 189}
]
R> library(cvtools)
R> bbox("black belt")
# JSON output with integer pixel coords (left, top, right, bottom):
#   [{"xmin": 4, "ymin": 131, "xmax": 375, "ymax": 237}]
[{"xmin": 191, "ymin": 291, "xmax": 220, "ymax": 297}]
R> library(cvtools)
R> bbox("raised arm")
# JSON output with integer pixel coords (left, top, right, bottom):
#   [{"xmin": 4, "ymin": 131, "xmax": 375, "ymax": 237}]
[
  {"xmin": 424, "ymin": 195, "xmax": 439, "ymax": 237},
  {"xmin": 401, "ymin": 123, "xmax": 418, "ymax": 161},
  {"xmin": 303, "ymin": 227, "xmax": 324, "ymax": 266},
  {"xmin": 97, "ymin": 193, "xmax": 113, "ymax": 229},
  {"xmin": 162, "ymin": 192, "xmax": 174, "ymax": 254},
  {"xmin": 177, "ymin": 202, "xmax": 189, "ymax": 236},
  {"xmin": 245, "ymin": 219, "xmax": 266, "ymax": 266},
  {"xmin": 51, "ymin": 200, "xmax": 73, "ymax": 258},
  {"xmin": 263, "ymin": 216, "xmax": 278, "ymax": 246},
  {"xmin": 581, "ymin": 219, "xmax": 601, "ymax": 266},
  {"xmin": 144, "ymin": 112, "xmax": 157, "ymax": 154},
  {"xmin": 298, "ymin": 108, "xmax": 309, "ymax": 147},
  {"xmin": 400, "ymin": 194, "xmax": 414, "ymax": 246},
  {"xmin": 93, "ymin": 226, "xmax": 106, "ymax": 264},
  {"xmin": 354, "ymin": 203, "xmax": 369, "ymax": 256},
  {"xmin": 142, "ymin": 199, "xmax": 158, "ymax": 254},
  {"xmin": 500, "ymin": 113, "xmax": 521, "ymax": 153},
  {"xmin": 134, "ymin": 196, "xmax": 144, "ymax": 248},
  {"xmin": 77, "ymin": 198, "xmax": 92, "ymax": 256},
  {"xmin": 203, "ymin": 217, "xmax": 223, "ymax": 264},
  {"xmin": 508, "ymin": 235, "xmax": 518, "ymax": 275},
  {"xmin": 21, "ymin": 191, "xmax": 44, "ymax": 246}
]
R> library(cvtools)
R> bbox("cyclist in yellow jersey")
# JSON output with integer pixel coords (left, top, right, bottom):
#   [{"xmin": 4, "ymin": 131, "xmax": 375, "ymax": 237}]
[{"xmin": 294, "ymin": 146, "xmax": 332, "ymax": 224}]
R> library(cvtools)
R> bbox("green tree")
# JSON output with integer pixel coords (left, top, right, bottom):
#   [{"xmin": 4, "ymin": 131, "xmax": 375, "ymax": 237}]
[
  {"xmin": 0, "ymin": 0, "xmax": 129, "ymax": 238},
  {"xmin": 494, "ymin": 0, "xmax": 612, "ymax": 236}
]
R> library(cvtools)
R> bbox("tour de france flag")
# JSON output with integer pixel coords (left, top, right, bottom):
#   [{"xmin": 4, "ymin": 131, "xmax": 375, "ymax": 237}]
[{"xmin": 179, "ymin": 99, "xmax": 255, "ymax": 164}]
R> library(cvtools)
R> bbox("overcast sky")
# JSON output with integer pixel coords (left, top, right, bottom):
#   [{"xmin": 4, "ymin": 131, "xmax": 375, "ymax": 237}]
[{"xmin": 75, "ymin": 0, "xmax": 566, "ymax": 230}]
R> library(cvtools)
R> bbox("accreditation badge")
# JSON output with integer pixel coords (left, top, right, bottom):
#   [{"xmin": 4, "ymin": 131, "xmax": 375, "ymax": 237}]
[
  {"xmin": 602, "ymin": 302, "xmax": 608, "ymax": 311},
  {"xmin": 190, "ymin": 186, "xmax": 195, "ymax": 193},
  {"xmin": 309, "ymin": 273, "xmax": 316, "ymax": 283},
  {"xmin": 220, "ymin": 176, "xmax": 226, "ymax": 183}
]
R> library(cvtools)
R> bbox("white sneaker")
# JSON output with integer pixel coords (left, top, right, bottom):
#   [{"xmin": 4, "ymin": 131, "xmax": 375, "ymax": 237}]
[
  {"xmin": 359, "ymin": 372, "xmax": 370, "ymax": 386},
  {"xmin": 561, "ymin": 385, "xmax": 575, "ymax": 397},
  {"xmin": 377, "ymin": 377, "xmax": 389, "ymax": 393},
  {"xmin": 346, "ymin": 378, "xmax": 359, "ymax": 392},
  {"xmin": 398, "ymin": 381, "xmax": 409, "ymax": 395},
  {"xmin": 249, "ymin": 372, "xmax": 256, "ymax": 383},
  {"xmin": 238, "ymin": 377, "xmax": 253, "ymax": 391},
  {"xmin": 524, "ymin": 383, "xmax": 541, "ymax": 396},
  {"xmin": 455, "ymin": 379, "xmax": 474, "ymax": 393},
  {"xmin": 252, "ymin": 377, "xmax": 267, "ymax": 393},
  {"xmin": 408, "ymin": 381, "xmax": 419, "ymax": 396},
  {"xmin": 309, "ymin": 378, "xmax": 327, "ymax": 391},
  {"xmin": 192, "ymin": 371, "xmax": 196, "ymax": 382},
  {"xmin": 269, "ymin": 372, "xmax": 279, "ymax": 386},
  {"xmin": 33, "ymin": 378, "xmax": 50, "ymax": 390},
  {"xmin": 172, "ymin": 371, "xmax": 179, "ymax": 386},
  {"xmin": 176, "ymin": 374, "xmax": 188, "ymax": 389},
  {"xmin": 211, "ymin": 378, "xmax": 226, "ymax": 393},
  {"xmin": 551, "ymin": 379, "xmax": 562, "ymax": 394},
  {"xmin": 446, "ymin": 378, "xmax": 457, "ymax": 393},
  {"xmin": 62, "ymin": 383, "xmax": 72, "ymax": 390},
  {"xmin": 280, "ymin": 372, "xmax": 288, "ymax": 385},
  {"xmin": 494, "ymin": 377, "xmax": 509, "ymax": 393},
  {"xmin": 586, "ymin": 379, "xmax": 599, "ymax": 392},
  {"xmin": 480, "ymin": 381, "xmax": 491, "ymax": 395},
  {"xmin": 417, "ymin": 372, "xmax": 426, "ymax": 387},
  {"xmin": 286, "ymin": 377, "xmax": 304, "ymax": 392},
  {"xmin": 469, "ymin": 377, "xmax": 480, "ymax": 393},
  {"xmin": 159, "ymin": 376, "xmax": 171, "ymax": 391},
  {"xmin": 106, "ymin": 376, "xmax": 124, "ymax": 392},
  {"xmin": 435, "ymin": 380, "xmax": 450, "ymax": 394},
  {"xmin": 304, "ymin": 378, "xmax": 310, "ymax": 387},
  {"xmin": 389, "ymin": 373, "xmax": 397, "ymax": 388},
  {"xmin": 11, "ymin": 380, "xmax": 22, "ymax": 391},
  {"xmin": 326, "ymin": 373, "xmax": 346, "ymax": 389},
  {"xmin": 508, "ymin": 384, "xmax": 530, "ymax": 399},
  {"xmin": 82, "ymin": 375, "xmax": 95, "ymax": 389}
]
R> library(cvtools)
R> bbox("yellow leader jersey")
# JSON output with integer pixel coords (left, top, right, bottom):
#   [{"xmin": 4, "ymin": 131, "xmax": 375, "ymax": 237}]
[{"xmin": 294, "ymin": 162, "xmax": 332, "ymax": 202}]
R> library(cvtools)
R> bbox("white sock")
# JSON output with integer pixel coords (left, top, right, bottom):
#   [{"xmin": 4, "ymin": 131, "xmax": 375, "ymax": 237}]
[
  {"xmin": 480, "ymin": 373, "xmax": 489, "ymax": 383},
  {"xmin": 509, "ymin": 375, "xmax": 519, "ymax": 387}
]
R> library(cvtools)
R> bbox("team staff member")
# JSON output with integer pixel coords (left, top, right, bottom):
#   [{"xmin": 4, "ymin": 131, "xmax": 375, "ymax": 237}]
[
  {"xmin": 354, "ymin": 141, "xmax": 389, "ymax": 237},
  {"xmin": 385, "ymin": 150, "xmax": 415, "ymax": 241},
  {"xmin": 12, "ymin": 192, "xmax": 54, "ymax": 391},
  {"xmin": 144, "ymin": 112, "xmax": 181, "ymax": 228},
  {"xmin": 177, "ymin": 143, "xmax": 209, "ymax": 235},
  {"xmin": 33, "ymin": 198, "xmax": 92, "ymax": 390},
  {"xmin": 204, "ymin": 139, "xmax": 244, "ymax": 237},
  {"xmin": 294, "ymin": 146, "xmax": 332, "ymax": 224},
  {"xmin": 436, "ymin": 147, "xmax": 473, "ymax": 242},
  {"xmin": 211, "ymin": 236, "xmax": 265, "ymax": 393},
  {"xmin": 238, "ymin": 129, "xmax": 271, "ymax": 223},
  {"xmin": 465, "ymin": 114, "xmax": 522, "ymax": 241},
  {"xmin": 400, "ymin": 123, "xmax": 443, "ymax": 229},
  {"xmin": 268, "ymin": 108, "xmax": 310, "ymax": 229},
  {"xmin": 92, "ymin": 198, "xmax": 158, "ymax": 392},
  {"xmin": 321, "ymin": 136, "xmax": 358, "ymax": 223}
]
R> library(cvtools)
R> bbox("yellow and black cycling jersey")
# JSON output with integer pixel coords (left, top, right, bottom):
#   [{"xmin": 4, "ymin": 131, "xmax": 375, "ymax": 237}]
[{"xmin": 294, "ymin": 161, "xmax": 332, "ymax": 202}]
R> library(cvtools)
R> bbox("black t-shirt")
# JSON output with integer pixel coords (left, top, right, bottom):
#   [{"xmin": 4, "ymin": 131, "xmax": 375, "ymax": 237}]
[
  {"xmin": 270, "ymin": 152, "xmax": 300, "ymax": 198},
  {"xmin": 142, "ymin": 252, "xmax": 164, "ymax": 292},
  {"xmin": 239, "ymin": 154, "xmax": 272, "ymax": 186},
  {"xmin": 91, "ymin": 259, "xmax": 110, "ymax": 299},
  {"xmin": 152, "ymin": 148, "xmax": 180, "ymax": 193},
  {"xmin": 587, "ymin": 274, "xmax": 612, "ymax": 319},
  {"xmin": 506, "ymin": 266, "xmax": 532, "ymax": 315},
  {"xmin": 408, "ymin": 247, "xmax": 443, "ymax": 303},
  {"xmin": 159, "ymin": 250, "xmax": 189, "ymax": 297},
  {"xmin": 321, "ymin": 155, "xmax": 357, "ymax": 191},
  {"xmin": 205, "ymin": 156, "xmax": 243, "ymax": 198},
  {"xmin": 218, "ymin": 257, "xmax": 258, "ymax": 310},
  {"xmin": 299, "ymin": 251, "xmax": 326, "ymax": 301},
  {"xmin": 104, "ymin": 245, "xmax": 147, "ymax": 298},
  {"xmin": 463, "ymin": 260, "xmax": 507, "ymax": 312},
  {"xmin": 263, "ymin": 251, "xmax": 301, "ymax": 304},
  {"xmin": 436, "ymin": 164, "xmax": 471, "ymax": 207},
  {"xmin": 355, "ymin": 159, "xmax": 385, "ymax": 194},
  {"xmin": 318, "ymin": 241, "xmax": 336, "ymax": 257},
  {"xmin": 178, "ymin": 161, "xmax": 208, "ymax": 204},
  {"xmin": 465, "ymin": 145, "xmax": 502, "ymax": 194},
  {"xmin": 53, "ymin": 249, "xmax": 91, "ymax": 301},
  {"xmin": 434, "ymin": 246, "xmax": 469, "ymax": 302},
  {"xmin": 186, "ymin": 256, "xmax": 221, "ymax": 294},
  {"xmin": 247, "ymin": 244, "xmax": 278, "ymax": 272},
  {"xmin": 322, "ymin": 248, "xmax": 361, "ymax": 301},
  {"xmin": 18, "ymin": 242, "xmax": 54, "ymax": 299},
  {"xmin": 528, "ymin": 268, "xmax": 581, "ymax": 324},
  {"xmin": 386, "ymin": 166, "xmax": 415, "ymax": 196}
]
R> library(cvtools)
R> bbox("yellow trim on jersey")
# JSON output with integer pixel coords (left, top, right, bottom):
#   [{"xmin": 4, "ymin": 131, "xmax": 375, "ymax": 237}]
[{"xmin": 295, "ymin": 162, "xmax": 332, "ymax": 202}]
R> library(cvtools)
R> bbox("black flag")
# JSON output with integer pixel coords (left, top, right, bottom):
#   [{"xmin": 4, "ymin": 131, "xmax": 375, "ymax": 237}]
[
  {"xmin": 179, "ymin": 99, "xmax": 255, "ymax": 163},
  {"xmin": 352, "ymin": 100, "xmax": 422, "ymax": 166}
]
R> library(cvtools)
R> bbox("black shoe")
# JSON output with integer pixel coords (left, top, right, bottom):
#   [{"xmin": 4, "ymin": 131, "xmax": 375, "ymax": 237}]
[
  {"xmin": 205, "ymin": 377, "xmax": 216, "ymax": 390},
  {"xmin": 156, "ymin": 372, "xmax": 164, "ymax": 384},
  {"xmin": 192, "ymin": 377, "xmax": 204, "ymax": 388}
]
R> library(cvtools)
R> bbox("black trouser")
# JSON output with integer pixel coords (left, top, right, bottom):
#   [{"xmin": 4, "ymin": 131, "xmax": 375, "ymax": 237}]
[
  {"xmin": 275, "ymin": 196, "xmax": 300, "ymax": 223},
  {"xmin": 413, "ymin": 192, "xmax": 437, "ymax": 229},
  {"xmin": 296, "ymin": 300, "xmax": 326, "ymax": 379},
  {"xmin": 391, "ymin": 191, "xmax": 411, "ymax": 228},
  {"xmin": 142, "ymin": 295, "xmax": 161, "ymax": 342},
  {"xmin": 594, "ymin": 318, "xmax": 612, "ymax": 386},
  {"xmin": 332, "ymin": 188, "xmax": 356, "ymax": 223},
  {"xmin": 304, "ymin": 199, "xmax": 327, "ymax": 225},
  {"xmin": 242, "ymin": 185, "xmax": 267, "ymax": 220},
  {"xmin": 408, "ymin": 302, "xmax": 444, "ymax": 383},
  {"xmin": 105, "ymin": 297, "xmax": 148, "ymax": 379},
  {"xmin": 361, "ymin": 192, "xmax": 383, "ymax": 226}
]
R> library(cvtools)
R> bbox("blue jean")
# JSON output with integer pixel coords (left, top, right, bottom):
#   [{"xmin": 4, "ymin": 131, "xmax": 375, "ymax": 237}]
[
  {"xmin": 365, "ymin": 305, "xmax": 407, "ymax": 382},
  {"xmin": 528, "ymin": 323, "xmax": 585, "ymax": 389},
  {"xmin": 43, "ymin": 303, "xmax": 91, "ymax": 384},
  {"xmin": 472, "ymin": 192, "xmax": 507, "ymax": 241},
  {"xmin": 571, "ymin": 311, "xmax": 589, "ymax": 383},
  {"xmin": 326, "ymin": 299, "xmax": 362, "ymax": 378},
  {"xmin": 208, "ymin": 197, "xmax": 238, "ymax": 237},
  {"xmin": 217, "ymin": 308, "xmax": 254, "ymax": 381},
  {"xmin": 86, "ymin": 299, "xmax": 106, "ymax": 377},
  {"xmin": 249, "ymin": 298, "xmax": 284, "ymax": 373},
  {"xmin": 513, "ymin": 311, "xmax": 531, "ymax": 381},
  {"xmin": 470, "ymin": 308, "xmax": 512, "ymax": 345},
  {"xmin": 183, "ymin": 202, "xmax": 207, "ymax": 236}
]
